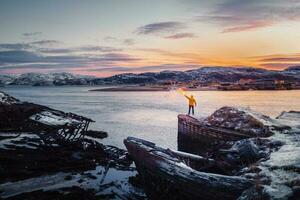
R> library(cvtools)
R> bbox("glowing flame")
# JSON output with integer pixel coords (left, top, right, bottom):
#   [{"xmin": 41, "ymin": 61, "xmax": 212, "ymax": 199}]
[{"xmin": 177, "ymin": 88, "xmax": 187, "ymax": 96}]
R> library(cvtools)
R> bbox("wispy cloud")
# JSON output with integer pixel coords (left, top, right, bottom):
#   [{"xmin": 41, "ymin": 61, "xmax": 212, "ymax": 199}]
[
  {"xmin": 23, "ymin": 32, "xmax": 42, "ymax": 37},
  {"xmin": 86, "ymin": 64, "xmax": 200, "ymax": 73},
  {"xmin": 31, "ymin": 40, "xmax": 61, "ymax": 46},
  {"xmin": 195, "ymin": 0, "xmax": 300, "ymax": 32},
  {"xmin": 103, "ymin": 36, "xmax": 135, "ymax": 46},
  {"xmin": 250, "ymin": 53, "xmax": 300, "ymax": 69},
  {"xmin": 38, "ymin": 48, "xmax": 73, "ymax": 54},
  {"xmin": 0, "ymin": 47, "xmax": 140, "ymax": 74},
  {"xmin": 135, "ymin": 21, "xmax": 186, "ymax": 35},
  {"xmin": 0, "ymin": 43, "xmax": 32, "ymax": 51},
  {"xmin": 0, "ymin": 50, "xmax": 42, "ymax": 64},
  {"xmin": 38, "ymin": 45, "xmax": 122, "ymax": 54},
  {"xmin": 123, "ymin": 38, "xmax": 135, "ymax": 45},
  {"xmin": 0, "ymin": 42, "xmax": 123, "ymax": 54},
  {"xmin": 260, "ymin": 62, "xmax": 300, "ymax": 70},
  {"xmin": 103, "ymin": 36, "xmax": 117, "ymax": 42},
  {"xmin": 0, "ymin": 50, "xmax": 139, "ymax": 64},
  {"xmin": 258, "ymin": 56, "xmax": 300, "ymax": 63},
  {"xmin": 78, "ymin": 46, "xmax": 122, "ymax": 52},
  {"xmin": 164, "ymin": 33, "xmax": 196, "ymax": 39},
  {"xmin": 0, "ymin": 40, "xmax": 61, "ymax": 51}
]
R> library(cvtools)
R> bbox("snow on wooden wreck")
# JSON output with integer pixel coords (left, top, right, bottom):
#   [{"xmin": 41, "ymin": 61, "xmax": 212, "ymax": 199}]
[
  {"xmin": 29, "ymin": 110, "xmax": 94, "ymax": 143},
  {"xmin": 0, "ymin": 91, "xmax": 95, "ymax": 144},
  {"xmin": 124, "ymin": 137, "xmax": 253, "ymax": 200},
  {"xmin": 0, "ymin": 91, "xmax": 145, "ymax": 199},
  {"xmin": 126, "ymin": 107, "xmax": 300, "ymax": 200},
  {"xmin": 178, "ymin": 106, "xmax": 277, "ymax": 154}
]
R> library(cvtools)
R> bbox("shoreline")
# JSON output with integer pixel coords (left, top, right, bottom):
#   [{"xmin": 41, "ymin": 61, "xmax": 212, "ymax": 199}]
[
  {"xmin": 89, "ymin": 86, "xmax": 300, "ymax": 92},
  {"xmin": 2, "ymin": 85, "xmax": 300, "ymax": 92},
  {"xmin": 89, "ymin": 86, "xmax": 170, "ymax": 92}
]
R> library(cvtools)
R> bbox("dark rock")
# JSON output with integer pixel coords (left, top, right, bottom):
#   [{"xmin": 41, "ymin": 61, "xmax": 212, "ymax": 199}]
[
  {"xmin": 85, "ymin": 173, "xmax": 97, "ymax": 180},
  {"xmin": 5, "ymin": 186, "xmax": 98, "ymax": 200},
  {"xmin": 83, "ymin": 130, "xmax": 108, "ymax": 139},
  {"xmin": 64, "ymin": 175, "xmax": 73, "ymax": 180},
  {"xmin": 230, "ymin": 139, "xmax": 261, "ymax": 162},
  {"xmin": 128, "ymin": 174, "xmax": 144, "ymax": 189}
]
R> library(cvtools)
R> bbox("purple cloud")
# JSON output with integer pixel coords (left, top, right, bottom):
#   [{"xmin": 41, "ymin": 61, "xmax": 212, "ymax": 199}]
[
  {"xmin": 0, "ymin": 43, "xmax": 32, "ymax": 50},
  {"xmin": 23, "ymin": 32, "xmax": 42, "ymax": 37},
  {"xmin": 78, "ymin": 46, "xmax": 122, "ymax": 52},
  {"xmin": 250, "ymin": 53, "xmax": 300, "ymax": 69},
  {"xmin": 135, "ymin": 21, "xmax": 186, "ymax": 35},
  {"xmin": 196, "ymin": 0, "xmax": 300, "ymax": 32},
  {"xmin": 87, "ymin": 64, "xmax": 200, "ymax": 73},
  {"xmin": 31, "ymin": 40, "xmax": 61, "ymax": 46},
  {"xmin": 0, "ymin": 49, "xmax": 140, "ymax": 73},
  {"xmin": 164, "ymin": 33, "xmax": 196, "ymax": 39}
]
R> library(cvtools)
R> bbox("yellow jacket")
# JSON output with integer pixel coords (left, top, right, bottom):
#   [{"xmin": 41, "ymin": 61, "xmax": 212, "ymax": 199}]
[{"xmin": 185, "ymin": 95, "xmax": 197, "ymax": 106}]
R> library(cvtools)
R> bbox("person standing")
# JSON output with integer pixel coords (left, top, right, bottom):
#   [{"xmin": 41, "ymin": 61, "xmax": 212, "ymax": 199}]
[{"xmin": 184, "ymin": 94, "xmax": 197, "ymax": 115}]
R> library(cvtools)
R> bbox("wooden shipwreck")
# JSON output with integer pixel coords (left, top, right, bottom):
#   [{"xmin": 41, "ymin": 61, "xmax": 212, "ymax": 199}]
[
  {"xmin": 0, "ymin": 91, "xmax": 94, "ymax": 144},
  {"xmin": 178, "ymin": 114, "xmax": 251, "ymax": 153},
  {"xmin": 29, "ymin": 110, "xmax": 94, "ymax": 143},
  {"xmin": 124, "ymin": 137, "xmax": 253, "ymax": 200}
]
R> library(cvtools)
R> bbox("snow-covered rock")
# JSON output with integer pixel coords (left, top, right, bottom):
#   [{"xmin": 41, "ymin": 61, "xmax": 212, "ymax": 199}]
[
  {"xmin": 203, "ymin": 106, "xmax": 274, "ymax": 137},
  {"xmin": 0, "ymin": 91, "xmax": 19, "ymax": 105},
  {"xmin": 29, "ymin": 111, "xmax": 82, "ymax": 126}
]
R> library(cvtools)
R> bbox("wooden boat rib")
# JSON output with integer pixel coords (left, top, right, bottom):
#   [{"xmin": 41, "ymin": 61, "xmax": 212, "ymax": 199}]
[
  {"xmin": 124, "ymin": 137, "xmax": 253, "ymax": 200},
  {"xmin": 178, "ymin": 114, "xmax": 254, "ymax": 154},
  {"xmin": 178, "ymin": 114, "xmax": 251, "ymax": 142}
]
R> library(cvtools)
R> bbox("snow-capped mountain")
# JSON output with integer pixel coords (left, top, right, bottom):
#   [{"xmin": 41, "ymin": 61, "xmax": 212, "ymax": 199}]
[
  {"xmin": 0, "ymin": 74, "xmax": 16, "ymax": 85},
  {"xmin": 92, "ymin": 66, "xmax": 300, "ymax": 85},
  {"xmin": 1, "ymin": 66, "xmax": 299, "ymax": 86},
  {"xmin": 6, "ymin": 72, "xmax": 95, "ymax": 86}
]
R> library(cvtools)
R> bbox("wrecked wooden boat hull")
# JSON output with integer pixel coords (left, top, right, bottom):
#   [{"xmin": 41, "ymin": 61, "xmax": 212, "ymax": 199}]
[
  {"xmin": 124, "ymin": 137, "xmax": 253, "ymax": 200},
  {"xmin": 178, "ymin": 114, "xmax": 251, "ymax": 153},
  {"xmin": 0, "ymin": 91, "xmax": 95, "ymax": 144}
]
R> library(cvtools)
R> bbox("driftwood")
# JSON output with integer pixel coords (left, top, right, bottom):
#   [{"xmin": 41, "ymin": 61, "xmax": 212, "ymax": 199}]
[{"xmin": 124, "ymin": 137, "xmax": 253, "ymax": 200}]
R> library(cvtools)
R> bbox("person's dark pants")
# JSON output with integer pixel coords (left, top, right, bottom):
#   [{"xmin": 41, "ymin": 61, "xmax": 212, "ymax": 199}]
[{"xmin": 188, "ymin": 105, "xmax": 194, "ymax": 115}]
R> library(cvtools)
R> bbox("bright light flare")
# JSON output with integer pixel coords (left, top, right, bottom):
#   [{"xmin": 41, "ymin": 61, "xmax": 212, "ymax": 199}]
[{"xmin": 177, "ymin": 88, "xmax": 187, "ymax": 96}]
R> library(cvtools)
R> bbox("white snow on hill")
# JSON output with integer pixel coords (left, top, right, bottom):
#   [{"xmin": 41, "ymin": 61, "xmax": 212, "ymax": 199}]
[
  {"xmin": 3, "ymin": 72, "xmax": 95, "ymax": 86},
  {"xmin": 0, "ymin": 66, "xmax": 299, "ymax": 86}
]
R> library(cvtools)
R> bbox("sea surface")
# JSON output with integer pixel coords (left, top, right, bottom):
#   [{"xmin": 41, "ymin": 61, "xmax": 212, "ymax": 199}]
[{"xmin": 2, "ymin": 86, "xmax": 300, "ymax": 149}]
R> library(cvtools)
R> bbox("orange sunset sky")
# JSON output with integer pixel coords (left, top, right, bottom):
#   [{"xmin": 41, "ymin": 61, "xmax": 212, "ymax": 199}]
[{"xmin": 1, "ymin": 0, "xmax": 300, "ymax": 77}]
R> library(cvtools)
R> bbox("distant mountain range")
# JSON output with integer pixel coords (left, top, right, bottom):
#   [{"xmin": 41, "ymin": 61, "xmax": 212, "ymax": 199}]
[
  {"xmin": 1, "ymin": 66, "xmax": 299, "ymax": 86},
  {"xmin": 0, "ymin": 72, "xmax": 94, "ymax": 86}
]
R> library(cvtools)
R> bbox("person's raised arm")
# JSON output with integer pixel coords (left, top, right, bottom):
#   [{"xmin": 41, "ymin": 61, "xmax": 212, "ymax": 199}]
[{"xmin": 184, "ymin": 95, "xmax": 190, "ymax": 100}]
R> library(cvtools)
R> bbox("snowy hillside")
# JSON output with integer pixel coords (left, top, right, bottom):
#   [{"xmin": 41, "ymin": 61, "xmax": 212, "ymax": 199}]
[
  {"xmin": 4, "ymin": 72, "xmax": 95, "ymax": 86},
  {"xmin": 1, "ymin": 66, "xmax": 299, "ymax": 86}
]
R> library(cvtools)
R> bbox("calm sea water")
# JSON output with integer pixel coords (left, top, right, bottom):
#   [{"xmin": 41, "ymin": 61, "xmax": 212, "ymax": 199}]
[{"xmin": 2, "ymin": 86, "xmax": 300, "ymax": 149}]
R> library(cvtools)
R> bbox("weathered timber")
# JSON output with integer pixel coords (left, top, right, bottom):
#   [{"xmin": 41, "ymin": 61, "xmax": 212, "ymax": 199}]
[
  {"xmin": 124, "ymin": 137, "xmax": 253, "ymax": 200},
  {"xmin": 178, "ymin": 114, "xmax": 251, "ymax": 153},
  {"xmin": 0, "ymin": 91, "xmax": 95, "ymax": 144},
  {"xmin": 29, "ymin": 110, "xmax": 94, "ymax": 143}
]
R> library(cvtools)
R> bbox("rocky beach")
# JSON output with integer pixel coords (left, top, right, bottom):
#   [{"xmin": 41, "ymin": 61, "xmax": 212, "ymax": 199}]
[
  {"xmin": 0, "ymin": 91, "xmax": 145, "ymax": 199},
  {"xmin": 0, "ymin": 91, "xmax": 299, "ymax": 200}
]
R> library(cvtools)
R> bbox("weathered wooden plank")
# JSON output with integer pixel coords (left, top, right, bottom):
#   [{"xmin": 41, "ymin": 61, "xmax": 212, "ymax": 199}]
[{"xmin": 124, "ymin": 137, "xmax": 253, "ymax": 200}]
